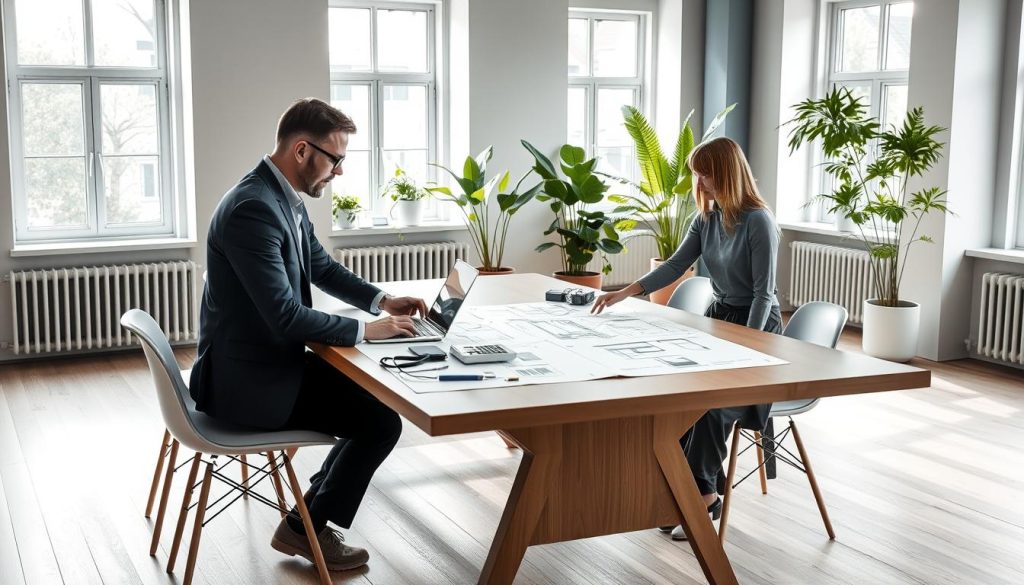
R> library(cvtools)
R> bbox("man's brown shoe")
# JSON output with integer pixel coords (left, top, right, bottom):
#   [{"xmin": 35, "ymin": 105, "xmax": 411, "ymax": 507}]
[{"xmin": 270, "ymin": 518, "xmax": 369, "ymax": 571}]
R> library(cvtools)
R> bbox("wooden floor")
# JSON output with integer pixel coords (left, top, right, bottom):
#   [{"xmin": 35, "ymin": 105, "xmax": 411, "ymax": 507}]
[{"xmin": 1, "ymin": 329, "xmax": 1022, "ymax": 585}]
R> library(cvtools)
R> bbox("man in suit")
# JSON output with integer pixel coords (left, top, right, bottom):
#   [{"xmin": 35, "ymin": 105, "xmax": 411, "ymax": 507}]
[{"xmin": 190, "ymin": 98, "xmax": 426, "ymax": 571}]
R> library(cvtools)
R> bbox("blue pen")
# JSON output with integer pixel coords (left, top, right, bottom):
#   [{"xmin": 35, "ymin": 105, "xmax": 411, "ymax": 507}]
[{"xmin": 438, "ymin": 373, "xmax": 495, "ymax": 381}]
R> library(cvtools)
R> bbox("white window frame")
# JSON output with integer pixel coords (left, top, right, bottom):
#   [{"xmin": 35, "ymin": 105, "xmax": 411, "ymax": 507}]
[
  {"xmin": 3, "ymin": 0, "xmax": 183, "ymax": 243},
  {"xmin": 329, "ymin": 0, "xmax": 442, "ymax": 222},
  {"xmin": 568, "ymin": 9, "xmax": 647, "ymax": 162},
  {"xmin": 813, "ymin": 0, "xmax": 911, "ymax": 224}
]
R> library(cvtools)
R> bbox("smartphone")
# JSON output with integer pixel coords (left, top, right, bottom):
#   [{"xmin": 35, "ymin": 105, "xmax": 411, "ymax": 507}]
[{"xmin": 409, "ymin": 345, "xmax": 448, "ymax": 361}]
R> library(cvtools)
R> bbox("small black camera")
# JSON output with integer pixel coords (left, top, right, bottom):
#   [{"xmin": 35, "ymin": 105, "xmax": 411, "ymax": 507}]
[{"xmin": 545, "ymin": 287, "xmax": 595, "ymax": 305}]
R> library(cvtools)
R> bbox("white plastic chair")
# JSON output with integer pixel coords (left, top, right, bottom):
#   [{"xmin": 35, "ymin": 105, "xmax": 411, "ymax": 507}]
[
  {"xmin": 667, "ymin": 276, "xmax": 715, "ymax": 315},
  {"xmin": 122, "ymin": 309, "xmax": 336, "ymax": 585},
  {"xmin": 718, "ymin": 301, "xmax": 848, "ymax": 543}
]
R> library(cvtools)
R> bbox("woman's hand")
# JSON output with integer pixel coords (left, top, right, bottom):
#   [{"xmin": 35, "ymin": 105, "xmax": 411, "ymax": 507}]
[{"xmin": 591, "ymin": 282, "xmax": 644, "ymax": 314}]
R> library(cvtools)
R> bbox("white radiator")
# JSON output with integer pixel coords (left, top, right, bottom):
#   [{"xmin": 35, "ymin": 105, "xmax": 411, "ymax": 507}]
[
  {"xmin": 977, "ymin": 272, "xmax": 1024, "ymax": 365},
  {"xmin": 789, "ymin": 241, "xmax": 885, "ymax": 325},
  {"xmin": 585, "ymin": 231, "xmax": 659, "ymax": 287},
  {"xmin": 333, "ymin": 242, "xmax": 470, "ymax": 282},
  {"xmin": 9, "ymin": 261, "xmax": 199, "ymax": 356}
]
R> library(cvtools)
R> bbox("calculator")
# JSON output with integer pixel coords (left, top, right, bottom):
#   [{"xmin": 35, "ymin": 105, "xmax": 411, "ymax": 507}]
[{"xmin": 450, "ymin": 344, "xmax": 517, "ymax": 364}]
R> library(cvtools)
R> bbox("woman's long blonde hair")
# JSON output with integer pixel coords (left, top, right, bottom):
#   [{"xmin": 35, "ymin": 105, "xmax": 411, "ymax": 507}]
[{"xmin": 688, "ymin": 137, "xmax": 769, "ymax": 231}]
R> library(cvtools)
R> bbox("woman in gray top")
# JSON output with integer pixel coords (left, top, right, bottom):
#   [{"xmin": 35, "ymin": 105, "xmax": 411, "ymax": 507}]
[{"xmin": 592, "ymin": 137, "xmax": 781, "ymax": 540}]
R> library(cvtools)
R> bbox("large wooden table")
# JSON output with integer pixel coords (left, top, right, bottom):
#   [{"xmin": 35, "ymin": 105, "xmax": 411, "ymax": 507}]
[{"xmin": 310, "ymin": 273, "xmax": 930, "ymax": 585}]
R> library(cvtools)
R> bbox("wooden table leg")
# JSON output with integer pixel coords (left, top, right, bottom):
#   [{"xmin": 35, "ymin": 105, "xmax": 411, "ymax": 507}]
[
  {"xmin": 479, "ymin": 413, "xmax": 740, "ymax": 585},
  {"xmin": 478, "ymin": 426, "xmax": 561, "ymax": 585},
  {"xmin": 654, "ymin": 413, "xmax": 739, "ymax": 585}
]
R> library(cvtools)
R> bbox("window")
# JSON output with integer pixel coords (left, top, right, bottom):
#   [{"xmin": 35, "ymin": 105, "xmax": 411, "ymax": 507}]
[
  {"xmin": 328, "ymin": 2, "xmax": 440, "ymax": 223},
  {"xmin": 568, "ymin": 10, "xmax": 648, "ymax": 191},
  {"xmin": 816, "ymin": 0, "xmax": 913, "ymax": 223},
  {"xmin": 4, "ymin": 0, "xmax": 180, "ymax": 243}
]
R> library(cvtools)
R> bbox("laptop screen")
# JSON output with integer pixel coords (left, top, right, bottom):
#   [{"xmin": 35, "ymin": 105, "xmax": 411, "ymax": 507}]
[{"xmin": 426, "ymin": 260, "xmax": 479, "ymax": 331}]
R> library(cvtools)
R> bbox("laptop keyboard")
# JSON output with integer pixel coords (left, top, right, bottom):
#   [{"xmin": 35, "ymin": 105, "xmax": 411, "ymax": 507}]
[{"xmin": 412, "ymin": 318, "xmax": 443, "ymax": 336}]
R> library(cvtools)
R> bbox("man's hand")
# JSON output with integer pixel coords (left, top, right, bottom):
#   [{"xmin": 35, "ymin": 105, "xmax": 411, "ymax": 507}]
[
  {"xmin": 364, "ymin": 315, "xmax": 418, "ymax": 340},
  {"xmin": 381, "ymin": 295, "xmax": 428, "ymax": 317}
]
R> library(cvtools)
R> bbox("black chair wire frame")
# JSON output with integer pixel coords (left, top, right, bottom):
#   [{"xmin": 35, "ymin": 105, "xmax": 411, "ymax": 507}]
[
  {"xmin": 730, "ymin": 417, "xmax": 807, "ymax": 490},
  {"xmin": 176, "ymin": 452, "xmax": 294, "ymax": 527}
]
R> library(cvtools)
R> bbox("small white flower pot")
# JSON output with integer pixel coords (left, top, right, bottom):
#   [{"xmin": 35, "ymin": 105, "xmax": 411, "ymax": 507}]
[
  {"xmin": 862, "ymin": 299, "xmax": 920, "ymax": 362},
  {"xmin": 392, "ymin": 200, "xmax": 423, "ymax": 227},
  {"xmin": 333, "ymin": 214, "xmax": 357, "ymax": 230}
]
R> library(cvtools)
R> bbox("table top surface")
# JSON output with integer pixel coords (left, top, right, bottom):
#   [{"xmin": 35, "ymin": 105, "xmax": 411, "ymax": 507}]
[{"xmin": 311, "ymin": 273, "xmax": 930, "ymax": 436}]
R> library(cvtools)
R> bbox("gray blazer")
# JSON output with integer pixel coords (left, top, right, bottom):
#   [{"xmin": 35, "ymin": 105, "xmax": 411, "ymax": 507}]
[{"xmin": 189, "ymin": 161, "xmax": 382, "ymax": 429}]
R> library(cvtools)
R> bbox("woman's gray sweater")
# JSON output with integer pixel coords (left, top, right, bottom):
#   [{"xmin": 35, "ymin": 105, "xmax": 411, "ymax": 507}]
[{"xmin": 637, "ymin": 207, "xmax": 780, "ymax": 329}]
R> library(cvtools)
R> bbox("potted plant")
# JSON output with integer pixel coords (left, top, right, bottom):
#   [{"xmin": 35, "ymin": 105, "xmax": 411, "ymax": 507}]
[
  {"xmin": 382, "ymin": 166, "xmax": 429, "ymax": 226},
  {"xmin": 427, "ymin": 146, "xmax": 540, "ymax": 274},
  {"xmin": 331, "ymin": 194, "xmax": 363, "ymax": 229},
  {"xmin": 605, "ymin": 104, "xmax": 735, "ymax": 304},
  {"xmin": 522, "ymin": 140, "xmax": 634, "ymax": 290},
  {"xmin": 785, "ymin": 87, "xmax": 951, "ymax": 362}
]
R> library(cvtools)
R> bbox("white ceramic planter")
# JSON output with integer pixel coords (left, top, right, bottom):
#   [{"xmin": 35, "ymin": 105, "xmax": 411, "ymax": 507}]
[
  {"xmin": 862, "ymin": 299, "xmax": 920, "ymax": 362},
  {"xmin": 837, "ymin": 214, "xmax": 858, "ymax": 233},
  {"xmin": 392, "ymin": 200, "xmax": 423, "ymax": 226},
  {"xmin": 333, "ymin": 214, "xmax": 357, "ymax": 229}
]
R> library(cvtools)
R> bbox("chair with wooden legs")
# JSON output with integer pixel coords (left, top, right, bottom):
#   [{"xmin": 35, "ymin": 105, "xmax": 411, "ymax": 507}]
[
  {"xmin": 144, "ymin": 379, "xmax": 257, "ymax": 557},
  {"xmin": 122, "ymin": 309, "xmax": 336, "ymax": 585},
  {"xmin": 144, "ymin": 267, "xmax": 257, "ymax": 551},
  {"xmin": 718, "ymin": 301, "xmax": 848, "ymax": 543}
]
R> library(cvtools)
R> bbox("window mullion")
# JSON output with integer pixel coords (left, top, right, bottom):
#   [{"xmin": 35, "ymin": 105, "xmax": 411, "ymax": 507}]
[
  {"xmin": 82, "ymin": 0, "xmax": 95, "ymax": 68},
  {"xmin": 373, "ymin": 79, "xmax": 384, "ymax": 216},
  {"xmin": 91, "ymin": 77, "xmax": 107, "ymax": 236}
]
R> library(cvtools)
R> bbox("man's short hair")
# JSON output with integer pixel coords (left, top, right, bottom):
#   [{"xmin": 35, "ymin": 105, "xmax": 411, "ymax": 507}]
[{"xmin": 276, "ymin": 97, "xmax": 357, "ymax": 143}]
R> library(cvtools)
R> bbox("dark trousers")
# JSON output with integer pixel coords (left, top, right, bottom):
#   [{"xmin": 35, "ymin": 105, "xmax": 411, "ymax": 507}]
[
  {"xmin": 278, "ymin": 353, "xmax": 402, "ymax": 532},
  {"xmin": 681, "ymin": 301, "xmax": 782, "ymax": 495}
]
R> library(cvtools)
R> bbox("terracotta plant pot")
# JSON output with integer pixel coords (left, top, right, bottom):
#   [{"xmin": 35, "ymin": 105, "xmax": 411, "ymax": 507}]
[
  {"xmin": 478, "ymin": 266, "xmax": 516, "ymax": 276},
  {"xmin": 647, "ymin": 258, "xmax": 696, "ymax": 305},
  {"xmin": 553, "ymin": 271, "xmax": 602, "ymax": 290}
]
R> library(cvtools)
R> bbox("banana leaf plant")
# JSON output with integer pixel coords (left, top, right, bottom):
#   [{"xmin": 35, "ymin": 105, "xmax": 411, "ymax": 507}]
[
  {"xmin": 522, "ymin": 141, "xmax": 635, "ymax": 275},
  {"xmin": 602, "ymin": 104, "xmax": 735, "ymax": 260},
  {"xmin": 427, "ymin": 146, "xmax": 540, "ymax": 271}
]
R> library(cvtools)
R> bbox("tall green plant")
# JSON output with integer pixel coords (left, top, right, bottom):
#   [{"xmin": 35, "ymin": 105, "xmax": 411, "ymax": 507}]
[
  {"xmin": 785, "ymin": 87, "xmax": 950, "ymax": 307},
  {"xmin": 522, "ymin": 141, "xmax": 634, "ymax": 275},
  {"xmin": 606, "ymin": 104, "xmax": 735, "ymax": 260},
  {"xmin": 427, "ymin": 147, "xmax": 540, "ymax": 271}
]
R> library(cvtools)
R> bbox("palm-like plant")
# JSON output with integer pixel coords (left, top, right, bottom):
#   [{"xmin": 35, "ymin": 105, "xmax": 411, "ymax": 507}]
[
  {"xmin": 604, "ymin": 104, "xmax": 735, "ymax": 260},
  {"xmin": 427, "ymin": 147, "xmax": 539, "ymax": 271},
  {"xmin": 785, "ymin": 87, "xmax": 950, "ymax": 307}
]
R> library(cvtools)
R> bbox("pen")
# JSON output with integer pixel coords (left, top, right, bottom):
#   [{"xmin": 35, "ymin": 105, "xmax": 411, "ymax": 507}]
[{"xmin": 438, "ymin": 373, "xmax": 495, "ymax": 381}]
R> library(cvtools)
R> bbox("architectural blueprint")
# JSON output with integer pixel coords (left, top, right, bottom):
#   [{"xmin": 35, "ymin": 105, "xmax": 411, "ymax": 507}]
[{"xmin": 356, "ymin": 302, "xmax": 788, "ymax": 393}]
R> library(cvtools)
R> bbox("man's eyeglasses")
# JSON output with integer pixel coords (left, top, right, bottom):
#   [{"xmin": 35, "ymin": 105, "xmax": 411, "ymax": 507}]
[{"xmin": 304, "ymin": 141, "xmax": 346, "ymax": 171}]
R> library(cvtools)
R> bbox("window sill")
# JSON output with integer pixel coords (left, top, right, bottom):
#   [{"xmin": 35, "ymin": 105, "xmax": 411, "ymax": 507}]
[
  {"xmin": 10, "ymin": 237, "xmax": 197, "ymax": 258},
  {"xmin": 329, "ymin": 219, "xmax": 468, "ymax": 237},
  {"xmin": 779, "ymin": 221, "xmax": 889, "ymax": 244},
  {"xmin": 965, "ymin": 248, "xmax": 1024, "ymax": 265}
]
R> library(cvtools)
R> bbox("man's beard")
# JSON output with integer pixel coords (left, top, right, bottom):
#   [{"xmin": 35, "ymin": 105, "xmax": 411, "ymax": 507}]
[{"xmin": 301, "ymin": 160, "xmax": 331, "ymax": 198}]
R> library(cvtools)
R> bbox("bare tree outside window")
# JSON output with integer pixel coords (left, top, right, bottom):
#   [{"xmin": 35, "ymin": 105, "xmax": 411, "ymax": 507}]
[{"xmin": 6, "ymin": 0, "xmax": 174, "ymax": 242}]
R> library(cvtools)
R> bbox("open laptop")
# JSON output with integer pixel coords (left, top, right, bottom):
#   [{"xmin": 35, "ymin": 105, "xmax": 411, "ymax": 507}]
[{"xmin": 366, "ymin": 259, "xmax": 480, "ymax": 343}]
